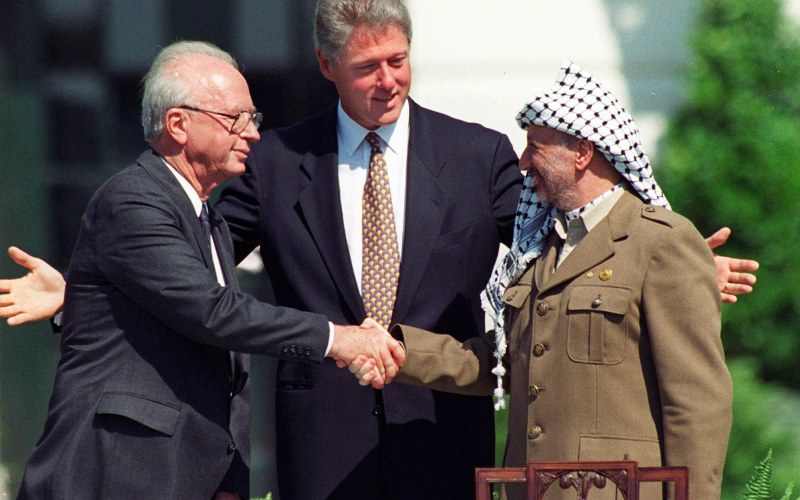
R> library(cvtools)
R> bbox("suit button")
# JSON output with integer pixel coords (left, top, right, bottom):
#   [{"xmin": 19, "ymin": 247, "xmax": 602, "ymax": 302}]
[
  {"xmin": 227, "ymin": 441, "xmax": 237, "ymax": 454},
  {"xmin": 372, "ymin": 405, "xmax": 385, "ymax": 417},
  {"xmin": 533, "ymin": 343, "xmax": 546, "ymax": 357},
  {"xmin": 536, "ymin": 302, "xmax": 550, "ymax": 316},
  {"xmin": 528, "ymin": 385, "xmax": 540, "ymax": 399},
  {"xmin": 528, "ymin": 426, "xmax": 542, "ymax": 440}
]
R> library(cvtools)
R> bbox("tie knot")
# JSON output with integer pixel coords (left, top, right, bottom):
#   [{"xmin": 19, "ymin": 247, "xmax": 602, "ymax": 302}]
[{"xmin": 365, "ymin": 132, "xmax": 382, "ymax": 153}]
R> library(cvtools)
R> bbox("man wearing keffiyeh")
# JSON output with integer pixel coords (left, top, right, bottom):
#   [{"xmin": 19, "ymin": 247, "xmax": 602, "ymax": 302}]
[{"xmin": 353, "ymin": 60, "xmax": 734, "ymax": 499}]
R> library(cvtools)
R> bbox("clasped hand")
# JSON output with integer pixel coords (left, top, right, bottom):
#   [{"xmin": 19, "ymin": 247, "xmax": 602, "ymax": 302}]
[{"xmin": 329, "ymin": 318, "xmax": 405, "ymax": 389}]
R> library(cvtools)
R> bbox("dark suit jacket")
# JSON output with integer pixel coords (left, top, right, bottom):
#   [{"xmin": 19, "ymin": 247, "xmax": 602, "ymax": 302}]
[
  {"xmin": 216, "ymin": 99, "xmax": 522, "ymax": 498},
  {"xmin": 18, "ymin": 150, "xmax": 330, "ymax": 500}
]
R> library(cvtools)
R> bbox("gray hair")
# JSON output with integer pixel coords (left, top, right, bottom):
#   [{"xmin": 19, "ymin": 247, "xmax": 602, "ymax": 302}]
[
  {"xmin": 140, "ymin": 40, "xmax": 239, "ymax": 142},
  {"xmin": 314, "ymin": 0, "xmax": 412, "ymax": 63}
]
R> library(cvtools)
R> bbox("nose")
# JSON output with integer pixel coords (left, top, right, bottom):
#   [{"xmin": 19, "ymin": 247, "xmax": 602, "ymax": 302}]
[
  {"xmin": 240, "ymin": 119, "xmax": 261, "ymax": 143},
  {"xmin": 376, "ymin": 62, "xmax": 396, "ymax": 90},
  {"xmin": 518, "ymin": 147, "xmax": 532, "ymax": 173}
]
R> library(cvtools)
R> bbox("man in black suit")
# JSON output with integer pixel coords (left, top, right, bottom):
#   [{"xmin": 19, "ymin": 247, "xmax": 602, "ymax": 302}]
[{"xmin": 13, "ymin": 40, "xmax": 402, "ymax": 500}]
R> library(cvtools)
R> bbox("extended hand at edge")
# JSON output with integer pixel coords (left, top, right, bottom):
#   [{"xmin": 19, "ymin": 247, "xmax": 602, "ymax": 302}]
[
  {"xmin": 0, "ymin": 247, "xmax": 66, "ymax": 326},
  {"xmin": 705, "ymin": 227, "xmax": 759, "ymax": 304}
]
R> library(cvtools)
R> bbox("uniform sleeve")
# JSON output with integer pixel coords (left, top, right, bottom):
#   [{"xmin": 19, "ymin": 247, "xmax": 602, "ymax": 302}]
[
  {"xmin": 394, "ymin": 324, "xmax": 497, "ymax": 396},
  {"xmin": 643, "ymin": 220, "xmax": 733, "ymax": 499}
]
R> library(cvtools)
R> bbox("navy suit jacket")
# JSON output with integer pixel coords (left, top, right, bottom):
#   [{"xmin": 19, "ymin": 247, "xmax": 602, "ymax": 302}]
[
  {"xmin": 217, "ymin": 99, "xmax": 522, "ymax": 498},
  {"xmin": 19, "ymin": 150, "xmax": 330, "ymax": 500}
]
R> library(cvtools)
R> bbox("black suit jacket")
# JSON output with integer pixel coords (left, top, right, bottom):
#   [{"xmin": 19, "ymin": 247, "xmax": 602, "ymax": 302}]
[
  {"xmin": 18, "ymin": 150, "xmax": 330, "ymax": 500},
  {"xmin": 217, "ymin": 100, "xmax": 522, "ymax": 498}
]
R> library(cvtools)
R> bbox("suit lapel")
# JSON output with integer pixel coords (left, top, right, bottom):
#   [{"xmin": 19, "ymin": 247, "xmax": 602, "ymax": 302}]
[
  {"xmin": 137, "ymin": 150, "xmax": 216, "ymax": 272},
  {"xmin": 391, "ymin": 102, "xmax": 447, "ymax": 323},
  {"xmin": 296, "ymin": 108, "xmax": 365, "ymax": 320}
]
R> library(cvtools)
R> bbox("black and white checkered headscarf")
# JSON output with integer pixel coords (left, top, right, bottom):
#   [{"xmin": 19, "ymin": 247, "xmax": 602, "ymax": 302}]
[{"xmin": 480, "ymin": 60, "xmax": 671, "ymax": 409}]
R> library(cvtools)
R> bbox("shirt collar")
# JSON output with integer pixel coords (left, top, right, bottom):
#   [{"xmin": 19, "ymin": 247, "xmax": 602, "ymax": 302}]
[
  {"xmin": 337, "ymin": 100, "xmax": 410, "ymax": 157},
  {"xmin": 554, "ymin": 183, "xmax": 626, "ymax": 238},
  {"xmin": 161, "ymin": 157, "xmax": 204, "ymax": 217}
]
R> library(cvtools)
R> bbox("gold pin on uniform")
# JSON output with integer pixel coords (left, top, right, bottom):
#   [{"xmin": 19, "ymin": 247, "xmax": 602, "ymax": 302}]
[{"xmin": 599, "ymin": 268, "xmax": 613, "ymax": 281}]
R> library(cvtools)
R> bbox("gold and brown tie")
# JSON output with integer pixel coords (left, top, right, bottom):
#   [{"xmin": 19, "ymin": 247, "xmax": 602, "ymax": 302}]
[{"xmin": 362, "ymin": 132, "xmax": 400, "ymax": 330}]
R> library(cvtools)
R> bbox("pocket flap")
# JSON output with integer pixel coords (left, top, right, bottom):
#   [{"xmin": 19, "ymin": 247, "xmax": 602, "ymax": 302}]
[
  {"xmin": 502, "ymin": 283, "xmax": 532, "ymax": 308},
  {"xmin": 568, "ymin": 286, "xmax": 630, "ymax": 315},
  {"xmin": 96, "ymin": 392, "xmax": 180, "ymax": 436}
]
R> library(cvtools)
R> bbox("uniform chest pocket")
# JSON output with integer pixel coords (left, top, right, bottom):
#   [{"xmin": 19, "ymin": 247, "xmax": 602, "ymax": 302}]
[{"xmin": 566, "ymin": 285, "xmax": 631, "ymax": 365}]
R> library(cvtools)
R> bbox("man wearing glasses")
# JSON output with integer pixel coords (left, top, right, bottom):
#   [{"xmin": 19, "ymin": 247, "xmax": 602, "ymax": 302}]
[{"xmin": 14, "ymin": 40, "xmax": 403, "ymax": 500}]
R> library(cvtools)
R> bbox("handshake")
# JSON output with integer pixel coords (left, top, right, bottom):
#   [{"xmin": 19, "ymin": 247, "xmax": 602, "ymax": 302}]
[{"xmin": 328, "ymin": 318, "xmax": 406, "ymax": 389}]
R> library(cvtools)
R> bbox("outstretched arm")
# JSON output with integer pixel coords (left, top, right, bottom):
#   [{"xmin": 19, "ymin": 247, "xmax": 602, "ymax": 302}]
[
  {"xmin": 705, "ymin": 227, "xmax": 759, "ymax": 304},
  {"xmin": 0, "ymin": 247, "xmax": 65, "ymax": 326}
]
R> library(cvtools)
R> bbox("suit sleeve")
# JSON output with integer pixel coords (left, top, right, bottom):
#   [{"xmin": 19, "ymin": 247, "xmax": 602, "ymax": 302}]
[
  {"xmin": 88, "ymin": 179, "xmax": 330, "ymax": 360},
  {"xmin": 642, "ymin": 220, "xmax": 733, "ymax": 498},
  {"xmin": 393, "ymin": 325, "xmax": 497, "ymax": 396}
]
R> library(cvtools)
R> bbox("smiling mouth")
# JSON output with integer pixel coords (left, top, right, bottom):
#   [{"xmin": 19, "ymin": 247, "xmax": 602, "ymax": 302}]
[{"xmin": 373, "ymin": 94, "xmax": 396, "ymax": 104}]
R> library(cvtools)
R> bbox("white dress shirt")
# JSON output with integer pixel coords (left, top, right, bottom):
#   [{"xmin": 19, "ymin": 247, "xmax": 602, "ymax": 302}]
[{"xmin": 336, "ymin": 102, "xmax": 409, "ymax": 294}]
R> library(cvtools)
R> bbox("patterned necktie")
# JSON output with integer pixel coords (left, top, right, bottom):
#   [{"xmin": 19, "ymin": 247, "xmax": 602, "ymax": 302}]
[{"xmin": 362, "ymin": 132, "xmax": 400, "ymax": 330}]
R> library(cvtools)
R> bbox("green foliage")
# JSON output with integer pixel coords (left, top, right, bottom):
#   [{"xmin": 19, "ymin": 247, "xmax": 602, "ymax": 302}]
[
  {"xmin": 495, "ymin": 396, "xmax": 510, "ymax": 466},
  {"xmin": 723, "ymin": 360, "xmax": 800, "ymax": 498},
  {"xmin": 745, "ymin": 449, "xmax": 775, "ymax": 499},
  {"xmin": 659, "ymin": 0, "xmax": 800, "ymax": 388},
  {"xmin": 743, "ymin": 449, "xmax": 798, "ymax": 500}
]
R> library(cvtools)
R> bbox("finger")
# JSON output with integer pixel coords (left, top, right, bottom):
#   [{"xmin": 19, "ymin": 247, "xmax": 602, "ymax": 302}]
[
  {"xmin": 7, "ymin": 246, "xmax": 36, "ymax": 270},
  {"xmin": 705, "ymin": 227, "xmax": 731, "ymax": 250},
  {"xmin": 336, "ymin": 359, "xmax": 347, "ymax": 368},
  {"xmin": 724, "ymin": 283, "xmax": 754, "ymax": 296},
  {"xmin": 0, "ymin": 304, "xmax": 19, "ymax": 318},
  {"xmin": 721, "ymin": 293, "xmax": 738, "ymax": 304},
  {"xmin": 0, "ymin": 280, "xmax": 12, "ymax": 293},
  {"xmin": 350, "ymin": 356, "xmax": 374, "ymax": 375},
  {"xmin": 368, "ymin": 367, "xmax": 386, "ymax": 389},
  {"xmin": 358, "ymin": 367, "xmax": 378, "ymax": 386},
  {"xmin": 728, "ymin": 270, "xmax": 759, "ymax": 285},
  {"xmin": 356, "ymin": 361, "xmax": 376, "ymax": 380},
  {"xmin": 726, "ymin": 258, "xmax": 760, "ymax": 273}
]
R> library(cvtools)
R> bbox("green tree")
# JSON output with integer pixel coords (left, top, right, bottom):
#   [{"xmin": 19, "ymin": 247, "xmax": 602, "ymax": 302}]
[{"xmin": 659, "ymin": 0, "xmax": 800, "ymax": 388}]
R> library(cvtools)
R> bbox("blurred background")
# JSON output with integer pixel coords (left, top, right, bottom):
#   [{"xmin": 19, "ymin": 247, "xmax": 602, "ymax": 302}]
[{"xmin": 1, "ymin": 0, "xmax": 798, "ymax": 498}]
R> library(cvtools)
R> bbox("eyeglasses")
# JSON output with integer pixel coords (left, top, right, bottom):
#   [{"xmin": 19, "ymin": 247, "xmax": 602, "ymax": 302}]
[{"xmin": 178, "ymin": 105, "xmax": 263, "ymax": 134}]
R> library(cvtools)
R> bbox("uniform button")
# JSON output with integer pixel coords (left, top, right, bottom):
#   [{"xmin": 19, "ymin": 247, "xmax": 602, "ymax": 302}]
[
  {"xmin": 533, "ymin": 343, "xmax": 546, "ymax": 357},
  {"xmin": 372, "ymin": 405, "xmax": 385, "ymax": 417},
  {"xmin": 591, "ymin": 297, "xmax": 602, "ymax": 308},
  {"xmin": 528, "ymin": 385, "xmax": 540, "ymax": 399},
  {"xmin": 536, "ymin": 302, "xmax": 549, "ymax": 316},
  {"xmin": 645, "ymin": 206, "xmax": 655, "ymax": 212},
  {"xmin": 528, "ymin": 426, "xmax": 542, "ymax": 440},
  {"xmin": 227, "ymin": 441, "xmax": 237, "ymax": 454}
]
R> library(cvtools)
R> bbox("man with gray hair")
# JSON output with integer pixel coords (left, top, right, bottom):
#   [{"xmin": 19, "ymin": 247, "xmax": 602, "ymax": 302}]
[
  {"xmin": 354, "ymin": 61, "xmax": 733, "ymax": 499},
  {"xmin": 15, "ymin": 40, "xmax": 403, "ymax": 500}
]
